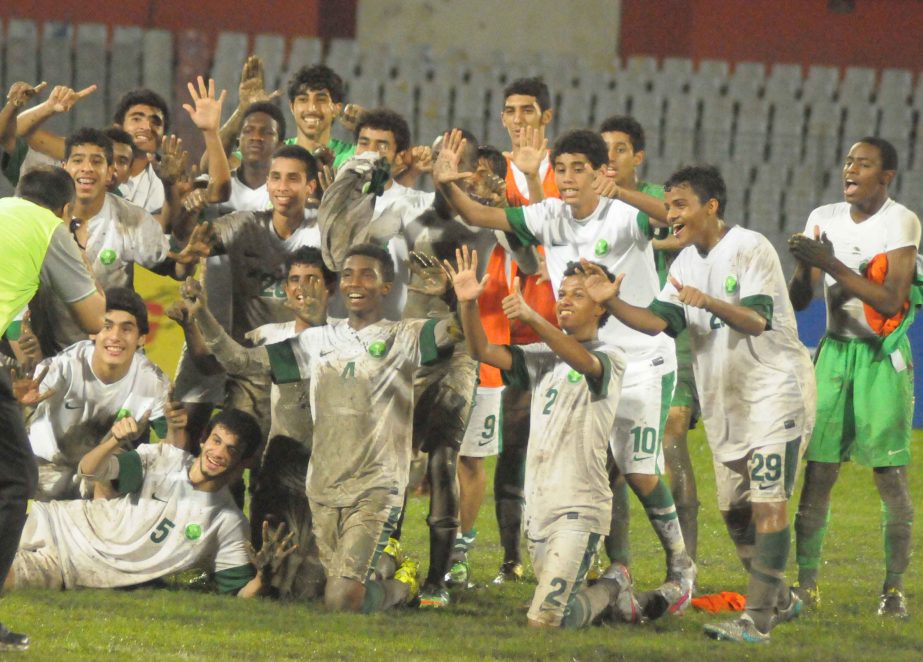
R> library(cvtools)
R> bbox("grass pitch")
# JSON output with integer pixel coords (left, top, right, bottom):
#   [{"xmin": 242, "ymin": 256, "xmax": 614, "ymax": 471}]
[{"xmin": 3, "ymin": 428, "xmax": 921, "ymax": 660}]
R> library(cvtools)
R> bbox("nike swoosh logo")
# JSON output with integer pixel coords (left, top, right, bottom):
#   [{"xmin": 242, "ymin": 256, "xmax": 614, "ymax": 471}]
[
  {"xmin": 477, "ymin": 439, "xmax": 493, "ymax": 446},
  {"xmin": 888, "ymin": 449, "xmax": 906, "ymax": 456},
  {"xmin": 757, "ymin": 483, "xmax": 776, "ymax": 490},
  {"xmin": 320, "ymin": 349, "xmax": 336, "ymax": 357},
  {"xmin": 64, "ymin": 402, "xmax": 81, "ymax": 410},
  {"xmin": 632, "ymin": 455, "xmax": 650, "ymax": 462},
  {"xmin": 151, "ymin": 493, "xmax": 168, "ymax": 503}
]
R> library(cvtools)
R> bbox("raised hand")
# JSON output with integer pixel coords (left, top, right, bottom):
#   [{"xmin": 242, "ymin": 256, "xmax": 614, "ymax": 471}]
[
  {"xmin": 6, "ymin": 81, "xmax": 47, "ymax": 109},
  {"xmin": 788, "ymin": 225, "xmax": 834, "ymax": 270},
  {"xmin": 403, "ymin": 145, "xmax": 434, "ymax": 176},
  {"xmin": 337, "ymin": 103, "xmax": 364, "ymax": 131},
  {"xmin": 471, "ymin": 171, "xmax": 507, "ymax": 207},
  {"xmin": 169, "ymin": 223, "xmax": 215, "ymax": 265},
  {"xmin": 159, "ymin": 134, "xmax": 189, "ymax": 184},
  {"xmin": 433, "ymin": 129, "xmax": 474, "ymax": 186},
  {"xmin": 165, "ymin": 299, "xmax": 192, "ymax": 328},
  {"xmin": 444, "ymin": 245, "xmax": 489, "ymax": 302},
  {"xmin": 248, "ymin": 521, "xmax": 299, "ymax": 583},
  {"xmin": 163, "ymin": 385, "xmax": 187, "ymax": 435},
  {"xmin": 501, "ymin": 277, "xmax": 538, "ymax": 324},
  {"xmin": 237, "ymin": 55, "xmax": 281, "ymax": 110},
  {"xmin": 579, "ymin": 258, "xmax": 623, "ymax": 304},
  {"xmin": 42, "ymin": 84, "xmax": 97, "ymax": 114},
  {"xmin": 407, "ymin": 252, "xmax": 449, "ymax": 296},
  {"xmin": 182, "ymin": 188, "xmax": 208, "ymax": 215},
  {"xmin": 109, "ymin": 410, "xmax": 152, "ymax": 446},
  {"xmin": 284, "ymin": 276, "xmax": 328, "ymax": 326},
  {"xmin": 179, "ymin": 262, "xmax": 208, "ymax": 317},
  {"xmin": 593, "ymin": 171, "xmax": 620, "ymax": 199},
  {"xmin": 183, "ymin": 76, "xmax": 227, "ymax": 132},
  {"xmin": 12, "ymin": 364, "xmax": 55, "ymax": 407},
  {"xmin": 669, "ymin": 276, "xmax": 710, "ymax": 309},
  {"xmin": 503, "ymin": 125, "xmax": 547, "ymax": 177}
]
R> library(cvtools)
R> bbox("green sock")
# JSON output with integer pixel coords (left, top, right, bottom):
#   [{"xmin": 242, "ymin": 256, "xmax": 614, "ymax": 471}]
[
  {"xmin": 562, "ymin": 584, "xmax": 611, "ymax": 629},
  {"xmin": 605, "ymin": 479, "xmax": 632, "ymax": 565},
  {"xmin": 748, "ymin": 527, "xmax": 791, "ymax": 633},
  {"xmin": 637, "ymin": 478, "xmax": 687, "ymax": 559},
  {"xmin": 795, "ymin": 504, "xmax": 830, "ymax": 586},
  {"xmin": 880, "ymin": 498, "xmax": 913, "ymax": 591}
]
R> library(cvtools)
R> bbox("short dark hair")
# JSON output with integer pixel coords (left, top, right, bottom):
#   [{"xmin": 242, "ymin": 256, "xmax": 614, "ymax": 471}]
[
  {"xmin": 551, "ymin": 130, "xmax": 608, "ymax": 169},
  {"xmin": 563, "ymin": 261, "xmax": 615, "ymax": 327},
  {"xmin": 65, "ymin": 127, "xmax": 114, "ymax": 164},
  {"xmin": 271, "ymin": 144, "xmax": 318, "ymax": 181},
  {"xmin": 112, "ymin": 88, "xmax": 170, "ymax": 133},
  {"xmin": 344, "ymin": 243, "xmax": 395, "ymax": 282},
  {"xmin": 15, "ymin": 166, "xmax": 75, "ymax": 214},
  {"xmin": 202, "ymin": 409, "xmax": 262, "ymax": 460},
  {"xmin": 105, "ymin": 287, "xmax": 149, "ymax": 335},
  {"xmin": 664, "ymin": 165, "xmax": 728, "ymax": 217},
  {"xmin": 286, "ymin": 246, "xmax": 337, "ymax": 289},
  {"xmin": 104, "ymin": 127, "xmax": 144, "ymax": 159},
  {"xmin": 503, "ymin": 77, "xmax": 552, "ymax": 112},
  {"xmin": 287, "ymin": 64, "xmax": 345, "ymax": 104},
  {"xmin": 477, "ymin": 145, "xmax": 507, "ymax": 179},
  {"xmin": 241, "ymin": 101, "xmax": 287, "ymax": 142},
  {"xmin": 354, "ymin": 108, "xmax": 411, "ymax": 154},
  {"xmin": 856, "ymin": 136, "xmax": 899, "ymax": 171},
  {"xmin": 598, "ymin": 115, "xmax": 646, "ymax": 153}
]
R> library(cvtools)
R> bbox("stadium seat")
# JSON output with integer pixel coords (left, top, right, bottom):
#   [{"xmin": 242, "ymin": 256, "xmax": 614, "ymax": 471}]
[
  {"xmin": 764, "ymin": 63, "xmax": 803, "ymax": 103},
  {"xmin": 734, "ymin": 97, "xmax": 770, "ymax": 163},
  {"xmin": 877, "ymin": 68, "xmax": 913, "ymax": 104},
  {"xmin": 699, "ymin": 95, "xmax": 734, "ymax": 163},
  {"xmin": 142, "ymin": 29, "xmax": 175, "ymax": 107},
  {"xmin": 39, "ymin": 22, "xmax": 74, "ymax": 136},
  {"xmin": 839, "ymin": 66, "xmax": 877, "ymax": 104},
  {"xmin": 5, "ymin": 19, "xmax": 39, "ymax": 91},
  {"xmin": 727, "ymin": 61, "xmax": 765, "ymax": 101},
  {"xmin": 803, "ymin": 65, "xmax": 840, "ymax": 103},
  {"xmin": 110, "ymin": 27, "xmax": 144, "ymax": 112},
  {"xmin": 74, "ymin": 24, "xmax": 108, "ymax": 132}
]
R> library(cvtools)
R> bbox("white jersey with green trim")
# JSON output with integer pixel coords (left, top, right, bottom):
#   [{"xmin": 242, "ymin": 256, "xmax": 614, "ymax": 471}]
[
  {"xmin": 28, "ymin": 340, "xmax": 170, "ymax": 465},
  {"xmin": 28, "ymin": 444, "xmax": 251, "ymax": 590},
  {"xmin": 506, "ymin": 197, "xmax": 674, "ymax": 368},
  {"xmin": 805, "ymin": 198, "xmax": 921, "ymax": 339},
  {"xmin": 502, "ymin": 341, "xmax": 626, "ymax": 539},
  {"xmin": 652, "ymin": 226, "xmax": 815, "ymax": 461},
  {"xmin": 266, "ymin": 317, "xmax": 444, "ymax": 507}
]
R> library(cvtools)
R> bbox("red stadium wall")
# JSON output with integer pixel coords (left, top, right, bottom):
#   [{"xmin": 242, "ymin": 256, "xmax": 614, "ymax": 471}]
[
  {"xmin": 620, "ymin": 0, "xmax": 923, "ymax": 70},
  {"xmin": 1, "ymin": 0, "xmax": 356, "ymax": 38}
]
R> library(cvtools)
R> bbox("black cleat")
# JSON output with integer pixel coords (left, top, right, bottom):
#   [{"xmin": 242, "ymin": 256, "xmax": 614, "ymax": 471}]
[{"xmin": 0, "ymin": 623, "xmax": 29, "ymax": 651}]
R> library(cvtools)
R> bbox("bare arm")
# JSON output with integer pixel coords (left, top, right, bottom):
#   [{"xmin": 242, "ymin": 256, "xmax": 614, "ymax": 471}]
[
  {"xmin": 1, "ymin": 82, "xmax": 48, "ymax": 151},
  {"xmin": 594, "ymin": 175, "xmax": 669, "ymax": 225},
  {"xmin": 165, "ymin": 300, "xmax": 223, "ymax": 375},
  {"xmin": 581, "ymin": 260, "xmax": 668, "ymax": 336},
  {"xmin": 77, "ymin": 411, "xmax": 150, "ymax": 479},
  {"xmin": 15, "ymin": 84, "xmax": 97, "ymax": 160}
]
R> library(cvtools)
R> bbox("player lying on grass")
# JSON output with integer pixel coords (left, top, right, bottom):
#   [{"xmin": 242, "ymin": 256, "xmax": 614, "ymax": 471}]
[
  {"xmin": 578, "ymin": 165, "xmax": 816, "ymax": 643},
  {"xmin": 5, "ymin": 408, "xmax": 293, "ymax": 597},
  {"xmin": 181, "ymin": 243, "xmax": 459, "ymax": 613},
  {"xmin": 447, "ymin": 245, "xmax": 642, "ymax": 628}
]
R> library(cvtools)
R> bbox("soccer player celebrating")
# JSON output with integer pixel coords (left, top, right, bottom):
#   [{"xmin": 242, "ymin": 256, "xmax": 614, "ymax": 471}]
[
  {"xmin": 6, "ymin": 408, "xmax": 288, "ymax": 598},
  {"xmin": 788, "ymin": 137, "xmax": 920, "ymax": 617},
  {"xmin": 435, "ymin": 129, "xmax": 695, "ymax": 601},
  {"xmin": 184, "ymin": 244, "xmax": 458, "ymax": 613},
  {"xmin": 447, "ymin": 246, "xmax": 634, "ymax": 628},
  {"xmin": 581, "ymin": 165, "xmax": 815, "ymax": 642},
  {"xmin": 25, "ymin": 287, "xmax": 172, "ymax": 500}
]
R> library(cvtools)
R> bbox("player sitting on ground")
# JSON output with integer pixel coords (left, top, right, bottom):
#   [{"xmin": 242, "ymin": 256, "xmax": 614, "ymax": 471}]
[
  {"xmin": 448, "ymin": 246, "xmax": 638, "ymax": 628},
  {"xmin": 21, "ymin": 287, "xmax": 177, "ymax": 500},
  {"xmin": 581, "ymin": 165, "xmax": 816, "ymax": 643},
  {"xmin": 788, "ymin": 137, "xmax": 920, "ymax": 618},
  {"xmin": 182, "ymin": 243, "xmax": 458, "ymax": 613},
  {"xmin": 5, "ymin": 408, "xmax": 290, "ymax": 597}
]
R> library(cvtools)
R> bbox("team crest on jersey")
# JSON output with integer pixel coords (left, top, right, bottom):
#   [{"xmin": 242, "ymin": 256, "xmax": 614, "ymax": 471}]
[
  {"xmin": 567, "ymin": 369, "xmax": 582, "ymax": 383},
  {"xmin": 115, "ymin": 408, "xmax": 132, "ymax": 421},
  {"xmin": 184, "ymin": 523, "xmax": 202, "ymax": 540},
  {"xmin": 594, "ymin": 239, "xmax": 609, "ymax": 256},
  {"xmin": 368, "ymin": 340, "xmax": 387, "ymax": 358},
  {"xmin": 99, "ymin": 249, "xmax": 118, "ymax": 266},
  {"xmin": 724, "ymin": 275, "xmax": 738, "ymax": 294}
]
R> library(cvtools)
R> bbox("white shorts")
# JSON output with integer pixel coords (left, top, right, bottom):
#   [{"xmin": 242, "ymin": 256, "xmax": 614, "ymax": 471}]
[
  {"xmin": 10, "ymin": 508, "xmax": 65, "ymax": 589},
  {"xmin": 34, "ymin": 460, "xmax": 91, "ymax": 501},
  {"xmin": 610, "ymin": 364, "xmax": 675, "ymax": 476},
  {"xmin": 459, "ymin": 386, "xmax": 503, "ymax": 458},
  {"xmin": 526, "ymin": 526, "xmax": 601, "ymax": 627},
  {"xmin": 714, "ymin": 437, "xmax": 808, "ymax": 510},
  {"xmin": 173, "ymin": 342, "xmax": 227, "ymax": 404}
]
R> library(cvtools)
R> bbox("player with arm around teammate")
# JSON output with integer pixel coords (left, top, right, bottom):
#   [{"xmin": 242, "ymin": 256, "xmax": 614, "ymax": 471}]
[{"xmin": 582, "ymin": 165, "xmax": 816, "ymax": 642}]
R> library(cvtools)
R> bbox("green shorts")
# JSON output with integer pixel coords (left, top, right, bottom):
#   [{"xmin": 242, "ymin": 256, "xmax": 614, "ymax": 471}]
[
  {"xmin": 807, "ymin": 334, "xmax": 913, "ymax": 467},
  {"xmin": 671, "ymin": 329, "xmax": 700, "ymax": 414}
]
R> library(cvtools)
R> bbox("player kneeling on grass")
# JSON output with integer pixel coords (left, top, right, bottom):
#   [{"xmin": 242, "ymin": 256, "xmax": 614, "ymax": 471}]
[
  {"xmin": 447, "ymin": 246, "xmax": 641, "ymax": 628},
  {"xmin": 579, "ymin": 165, "xmax": 817, "ymax": 643},
  {"xmin": 5, "ymin": 408, "xmax": 292, "ymax": 597}
]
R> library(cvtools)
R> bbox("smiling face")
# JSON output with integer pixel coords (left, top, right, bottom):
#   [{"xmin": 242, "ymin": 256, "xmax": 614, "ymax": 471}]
[
  {"xmin": 843, "ymin": 141, "xmax": 893, "ymax": 206},
  {"xmin": 267, "ymin": 156, "xmax": 314, "ymax": 216},
  {"xmin": 556, "ymin": 274, "xmax": 604, "ymax": 335},
  {"xmin": 501, "ymin": 94, "xmax": 552, "ymax": 149},
  {"xmin": 290, "ymin": 87, "xmax": 339, "ymax": 140},
  {"xmin": 601, "ymin": 130, "xmax": 643, "ymax": 187},
  {"xmin": 285, "ymin": 262, "xmax": 331, "ymax": 320},
  {"xmin": 119, "ymin": 103, "xmax": 165, "ymax": 155},
  {"xmin": 339, "ymin": 254, "xmax": 392, "ymax": 317},
  {"xmin": 93, "ymin": 309, "xmax": 144, "ymax": 370},
  {"xmin": 664, "ymin": 183, "xmax": 719, "ymax": 249},
  {"xmin": 553, "ymin": 152, "xmax": 601, "ymax": 217},
  {"xmin": 239, "ymin": 111, "xmax": 281, "ymax": 165},
  {"xmin": 109, "ymin": 141, "xmax": 134, "ymax": 189},
  {"xmin": 65, "ymin": 143, "xmax": 112, "ymax": 203},
  {"xmin": 198, "ymin": 424, "xmax": 245, "ymax": 479}
]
